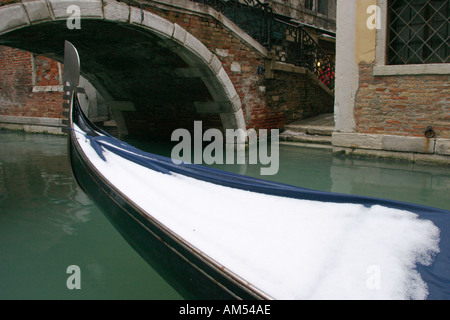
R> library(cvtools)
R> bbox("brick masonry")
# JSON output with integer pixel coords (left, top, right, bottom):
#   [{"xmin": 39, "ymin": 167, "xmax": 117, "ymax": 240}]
[
  {"xmin": 121, "ymin": 3, "xmax": 333, "ymax": 133},
  {"xmin": 0, "ymin": 46, "xmax": 64, "ymax": 120},
  {"xmin": 265, "ymin": 69, "xmax": 333, "ymax": 129},
  {"xmin": 145, "ymin": 5, "xmax": 270, "ymax": 131},
  {"xmin": 355, "ymin": 63, "xmax": 450, "ymax": 139}
]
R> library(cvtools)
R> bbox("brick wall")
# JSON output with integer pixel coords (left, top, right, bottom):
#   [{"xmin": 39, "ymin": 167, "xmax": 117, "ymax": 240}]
[
  {"xmin": 34, "ymin": 54, "xmax": 62, "ymax": 86},
  {"xmin": 355, "ymin": 63, "xmax": 450, "ymax": 139},
  {"xmin": 148, "ymin": 5, "xmax": 268, "ymax": 129},
  {"xmin": 265, "ymin": 69, "xmax": 334, "ymax": 129},
  {"xmin": 0, "ymin": 46, "xmax": 64, "ymax": 119},
  {"xmin": 145, "ymin": 4, "xmax": 332, "ymax": 132}
]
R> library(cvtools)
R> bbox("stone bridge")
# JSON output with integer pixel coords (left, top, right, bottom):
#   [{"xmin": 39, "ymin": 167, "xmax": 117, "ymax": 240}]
[{"xmin": 0, "ymin": 0, "xmax": 334, "ymax": 142}]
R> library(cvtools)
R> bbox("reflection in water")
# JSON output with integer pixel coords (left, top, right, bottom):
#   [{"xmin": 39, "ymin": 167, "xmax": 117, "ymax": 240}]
[
  {"xmin": 0, "ymin": 133, "xmax": 90, "ymax": 247},
  {"xmin": 130, "ymin": 138, "xmax": 449, "ymax": 211},
  {"xmin": 0, "ymin": 131, "xmax": 182, "ymax": 300},
  {"xmin": 275, "ymin": 144, "xmax": 450, "ymax": 211}
]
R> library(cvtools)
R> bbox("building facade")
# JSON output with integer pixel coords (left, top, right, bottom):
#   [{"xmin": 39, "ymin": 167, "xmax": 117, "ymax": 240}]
[
  {"xmin": 333, "ymin": 0, "xmax": 449, "ymax": 164},
  {"xmin": 268, "ymin": 0, "xmax": 337, "ymax": 60}
]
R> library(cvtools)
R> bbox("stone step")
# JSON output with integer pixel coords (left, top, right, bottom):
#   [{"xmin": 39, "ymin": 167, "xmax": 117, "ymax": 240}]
[
  {"xmin": 284, "ymin": 113, "xmax": 335, "ymax": 136},
  {"xmin": 280, "ymin": 130, "xmax": 332, "ymax": 145},
  {"xmin": 283, "ymin": 124, "xmax": 334, "ymax": 136},
  {"xmin": 281, "ymin": 113, "xmax": 334, "ymax": 145}
]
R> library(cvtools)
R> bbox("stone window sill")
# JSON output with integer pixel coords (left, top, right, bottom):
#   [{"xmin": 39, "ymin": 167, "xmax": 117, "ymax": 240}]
[
  {"xmin": 32, "ymin": 85, "xmax": 64, "ymax": 93},
  {"xmin": 373, "ymin": 63, "xmax": 450, "ymax": 76}
]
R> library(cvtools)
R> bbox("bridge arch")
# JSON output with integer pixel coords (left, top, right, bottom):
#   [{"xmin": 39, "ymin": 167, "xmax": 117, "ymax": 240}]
[{"xmin": 0, "ymin": 0, "xmax": 247, "ymax": 142}]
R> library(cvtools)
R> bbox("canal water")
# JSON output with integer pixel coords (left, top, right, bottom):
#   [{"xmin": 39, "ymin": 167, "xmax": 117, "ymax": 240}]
[{"xmin": 0, "ymin": 131, "xmax": 449, "ymax": 299}]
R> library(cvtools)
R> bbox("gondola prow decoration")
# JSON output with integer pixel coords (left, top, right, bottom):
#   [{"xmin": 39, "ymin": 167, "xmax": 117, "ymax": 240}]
[{"xmin": 62, "ymin": 41, "xmax": 85, "ymax": 133}]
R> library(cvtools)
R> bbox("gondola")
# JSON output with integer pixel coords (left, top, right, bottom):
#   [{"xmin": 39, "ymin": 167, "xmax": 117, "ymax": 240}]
[{"xmin": 64, "ymin": 41, "xmax": 450, "ymax": 300}]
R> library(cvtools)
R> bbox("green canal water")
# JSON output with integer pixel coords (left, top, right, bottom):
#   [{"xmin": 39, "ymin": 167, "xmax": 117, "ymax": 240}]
[{"xmin": 0, "ymin": 131, "xmax": 449, "ymax": 299}]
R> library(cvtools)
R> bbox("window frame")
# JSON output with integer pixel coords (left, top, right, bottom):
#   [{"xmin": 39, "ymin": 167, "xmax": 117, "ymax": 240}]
[
  {"xmin": 374, "ymin": 0, "xmax": 450, "ymax": 76},
  {"xmin": 305, "ymin": 0, "xmax": 327, "ymax": 15},
  {"xmin": 305, "ymin": 0, "xmax": 315, "ymax": 11}
]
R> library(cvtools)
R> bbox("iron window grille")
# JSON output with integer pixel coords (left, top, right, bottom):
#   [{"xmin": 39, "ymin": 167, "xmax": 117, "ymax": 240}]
[{"xmin": 387, "ymin": 0, "xmax": 449, "ymax": 65}]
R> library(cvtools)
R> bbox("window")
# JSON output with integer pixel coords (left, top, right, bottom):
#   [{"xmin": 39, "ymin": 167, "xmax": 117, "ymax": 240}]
[
  {"xmin": 318, "ymin": 0, "xmax": 326, "ymax": 14},
  {"xmin": 305, "ymin": 0, "xmax": 314, "ymax": 11},
  {"xmin": 305, "ymin": 0, "xmax": 327, "ymax": 14},
  {"xmin": 387, "ymin": 0, "xmax": 449, "ymax": 65}
]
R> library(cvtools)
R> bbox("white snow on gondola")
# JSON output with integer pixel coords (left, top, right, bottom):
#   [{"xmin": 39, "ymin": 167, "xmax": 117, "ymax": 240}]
[{"xmin": 74, "ymin": 125, "xmax": 440, "ymax": 300}]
